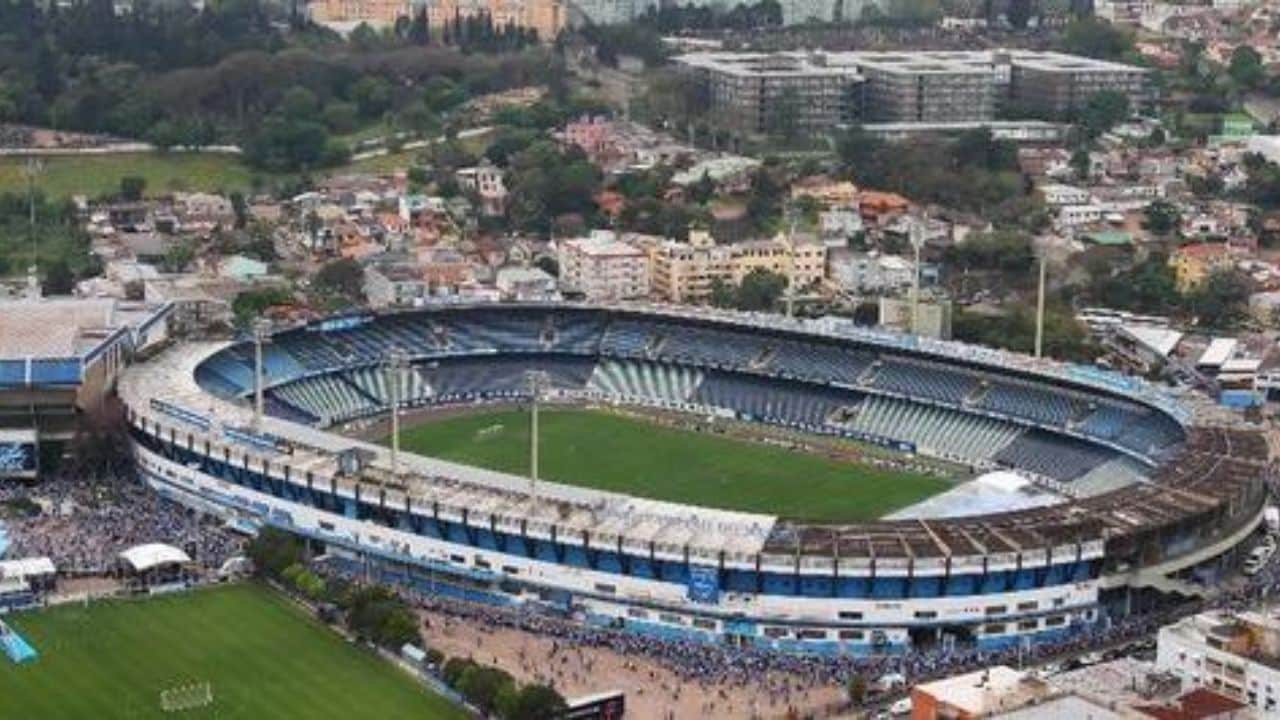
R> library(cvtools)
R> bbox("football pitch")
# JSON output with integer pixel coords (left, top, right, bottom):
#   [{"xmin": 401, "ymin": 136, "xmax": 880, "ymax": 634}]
[
  {"xmin": 395, "ymin": 408, "xmax": 950, "ymax": 522},
  {"xmin": 0, "ymin": 584, "xmax": 465, "ymax": 720}
]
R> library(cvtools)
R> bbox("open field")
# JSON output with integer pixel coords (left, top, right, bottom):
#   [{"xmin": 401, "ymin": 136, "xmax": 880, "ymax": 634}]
[
  {"xmin": 0, "ymin": 153, "xmax": 260, "ymax": 199},
  {"xmin": 394, "ymin": 407, "xmax": 949, "ymax": 522},
  {"xmin": 0, "ymin": 584, "xmax": 466, "ymax": 720}
]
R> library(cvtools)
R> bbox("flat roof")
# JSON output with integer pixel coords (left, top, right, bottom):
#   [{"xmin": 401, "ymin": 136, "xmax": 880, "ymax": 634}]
[
  {"xmin": 1198, "ymin": 338, "xmax": 1238, "ymax": 367},
  {"xmin": 0, "ymin": 298, "xmax": 166, "ymax": 360}
]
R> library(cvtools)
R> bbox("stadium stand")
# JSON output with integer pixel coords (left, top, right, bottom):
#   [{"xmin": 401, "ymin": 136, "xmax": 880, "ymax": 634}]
[
  {"xmin": 843, "ymin": 395, "xmax": 1023, "ymax": 464},
  {"xmin": 586, "ymin": 360, "xmax": 703, "ymax": 405}
]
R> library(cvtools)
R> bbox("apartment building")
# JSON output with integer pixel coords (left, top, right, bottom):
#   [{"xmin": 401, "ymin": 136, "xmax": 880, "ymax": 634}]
[
  {"xmin": 675, "ymin": 52, "xmax": 864, "ymax": 135},
  {"xmin": 675, "ymin": 49, "xmax": 1150, "ymax": 134},
  {"xmin": 1157, "ymin": 609, "xmax": 1280, "ymax": 714},
  {"xmin": 1007, "ymin": 51, "xmax": 1153, "ymax": 116},
  {"xmin": 308, "ymin": 0, "xmax": 408, "ymax": 24},
  {"xmin": 648, "ymin": 230, "xmax": 826, "ymax": 303},
  {"xmin": 557, "ymin": 231, "xmax": 650, "ymax": 302},
  {"xmin": 854, "ymin": 52, "xmax": 995, "ymax": 123}
]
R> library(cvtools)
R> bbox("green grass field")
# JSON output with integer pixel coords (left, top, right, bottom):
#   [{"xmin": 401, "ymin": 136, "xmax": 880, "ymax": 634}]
[
  {"xmin": 0, "ymin": 153, "xmax": 262, "ymax": 199},
  {"xmin": 0, "ymin": 584, "xmax": 466, "ymax": 720},
  {"xmin": 395, "ymin": 408, "xmax": 949, "ymax": 522}
]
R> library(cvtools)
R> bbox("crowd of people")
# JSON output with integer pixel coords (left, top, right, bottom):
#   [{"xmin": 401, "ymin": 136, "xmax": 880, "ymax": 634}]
[{"xmin": 0, "ymin": 476, "xmax": 242, "ymax": 574}]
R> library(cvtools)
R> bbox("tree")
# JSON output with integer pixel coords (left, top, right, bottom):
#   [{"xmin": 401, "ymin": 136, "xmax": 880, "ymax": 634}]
[
  {"xmin": 504, "ymin": 685, "xmax": 567, "ymax": 720},
  {"xmin": 1229, "ymin": 45, "xmax": 1265, "ymax": 91},
  {"xmin": 314, "ymin": 258, "xmax": 365, "ymax": 301},
  {"xmin": 736, "ymin": 268, "xmax": 787, "ymax": 311},
  {"xmin": 162, "ymin": 241, "xmax": 195, "ymax": 272},
  {"xmin": 1188, "ymin": 268, "xmax": 1252, "ymax": 329},
  {"xmin": 1060, "ymin": 18, "xmax": 1134, "ymax": 61},
  {"xmin": 847, "ymin": 674, "xmax": 868, "ymax": 705},
  {"xmin": 119, "ymin": 175, "xmax": 146, "ymax": 201},
  {"xmin": 1142, "ymin": 200, "xmax": 1181, "ymax": 236},
  {"xmin": 1079, "ymin": 90, "xmax": 1130, "ymax": 138},
  {"xmin": 1069, "ymin": 148, "xmax": 1091, "ymax": 180},
  {"xmin": 63, "ymin": 397, "xmax": 132, "ymax": 480},
  {"xmin": 42, "ymin": 259, "xmax": 75, "ymax": 295},
  {"xmin": 246, "ymin": 527, "xmax": 305, "ymax": 578}
]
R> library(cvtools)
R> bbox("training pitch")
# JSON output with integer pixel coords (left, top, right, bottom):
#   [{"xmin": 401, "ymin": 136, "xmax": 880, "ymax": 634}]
[
  {"xmin": 394, "ymin": 407, "xmax": 950, "ymax": 522},
  {"xmin": 0, "ymin": 584, "xmax": 465, "ymax": 720}
]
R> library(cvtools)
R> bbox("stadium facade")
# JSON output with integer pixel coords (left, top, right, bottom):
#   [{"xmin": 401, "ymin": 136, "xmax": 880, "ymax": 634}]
[
  {"xmin": 119, "ymin": 304, "xmax": 1268, "ymax": 655},
  {"xmin": 0, "ymin": 298, "xmax": 171, "ymax": 480}
]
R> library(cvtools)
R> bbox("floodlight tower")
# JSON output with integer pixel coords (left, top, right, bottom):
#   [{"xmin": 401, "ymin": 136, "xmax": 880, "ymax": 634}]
[
  {"xmin": 909, "ymin": 216, "xmax": 927, "ymax": 335},
  {"xmin": 524, "ymin": 369, "xmax": 550, "ymax": 498},
  {"xmin": 251, "ymin": 318, "xmax": 271, "ymax": 428},
  {"xmin": 1032, "ymin": 236, "xmax": 1066, "ymax": 360},
  {"xmin": 386, "ymin": 347, "xmax": 410, "ymax": 480},
  {"xmin": 22, "ymin": 158, "xmax": 43, "ymax": 299}
]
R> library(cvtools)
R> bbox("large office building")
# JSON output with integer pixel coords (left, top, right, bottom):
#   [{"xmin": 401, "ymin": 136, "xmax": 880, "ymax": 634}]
[{"xmin": 675, "ymin": 49, "xmax": 1152, "ymax": 135}]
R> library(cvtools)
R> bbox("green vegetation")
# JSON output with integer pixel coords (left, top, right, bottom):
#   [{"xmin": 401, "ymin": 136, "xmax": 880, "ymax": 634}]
[
  {"xmin": 394, "ymin": 408, "xmax": 949, "ymax": 522},
  {"xmin": 0, "ymin": 154, "xmax": 258, "ymax": 199},
  {"xmin": 0, "ymin": 0, "xmax": 552, "ymax": 173},
  {"xmin": 0, "ymin": 584, "xmax": 466, "ymax": 720}
]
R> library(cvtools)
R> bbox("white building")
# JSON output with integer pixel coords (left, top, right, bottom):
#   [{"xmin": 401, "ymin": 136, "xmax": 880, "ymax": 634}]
[
  {"xmin": 1157, "ymin": 608, "xmax": 1280, "ymax": 714},
  {"xmin": 1056, "ymin": 204, "xmax": 1105, "ymax": 228},
  {"xmin": 1040, "ymin": 183, "xmax": 1093, "ymax": 206},
  {"xmin": 495, "ymin": 266, "xmax": 558, "ymax": 301},
  {"xmin": 820, "ymin": 208, "xmax": 864, "ymax": 244},
  {"xmin": 557, "ymin": 231, "xmax": 650, "ymax": 302},
  {"xmin": 831, "ymin": 252, "xmax": 914, "ymax": 294},
  {"xmin": 455, "ymin": 161, "xmax": 508, "ymax": 217}
]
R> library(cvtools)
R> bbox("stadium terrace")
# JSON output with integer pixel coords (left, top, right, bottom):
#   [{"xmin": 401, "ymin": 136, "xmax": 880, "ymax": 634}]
[{"xmin": 119, "ymin": 303, "xmax": 1268, "ymax": 655}]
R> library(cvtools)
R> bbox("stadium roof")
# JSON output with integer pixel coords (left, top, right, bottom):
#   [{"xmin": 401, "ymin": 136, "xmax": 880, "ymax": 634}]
[
  {"xmin": 119, "ymin": 543, "xmax": 191, "ymax": 572},
  {"xmin": 0, "ymin": 298, "xmax": 168, "ymax": 360}
]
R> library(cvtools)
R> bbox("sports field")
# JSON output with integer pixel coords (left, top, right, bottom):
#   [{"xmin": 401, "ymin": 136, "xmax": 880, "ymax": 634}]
[
  {"xmin": 0, "ymin": 584, "xmax": 465, "ymax": 720},
  {"xmin": 395, "ymin": 408, "xmax": 950, "ymax": 522}
]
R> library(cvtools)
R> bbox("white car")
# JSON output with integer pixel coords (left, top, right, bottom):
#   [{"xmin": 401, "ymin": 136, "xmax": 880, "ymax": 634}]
[{"xmin": 889, "ymin": 698, "xmax": 912, "ymax": 716}]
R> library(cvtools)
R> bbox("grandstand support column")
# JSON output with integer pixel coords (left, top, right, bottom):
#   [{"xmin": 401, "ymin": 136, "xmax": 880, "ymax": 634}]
[
  {"xmin": 525, "ymin": 370, "xmax": 549, "ymax": 499},
  {"xmin": 252, "ymin": 318, "xmax": 271, "ymax": 428},
  {"xmin": 387, "ymin": 347, "xmax": 410, "ymax": 480}
]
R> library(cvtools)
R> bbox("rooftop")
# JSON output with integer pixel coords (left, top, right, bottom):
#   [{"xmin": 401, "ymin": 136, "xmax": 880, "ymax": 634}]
[{"xmin": 0, "ymin": 298, "xmax": 165, "ymax": 360}]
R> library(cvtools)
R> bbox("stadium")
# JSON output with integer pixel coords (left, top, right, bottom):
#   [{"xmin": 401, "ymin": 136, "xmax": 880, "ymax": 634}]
[{"xmin": 118, "ymin": 303, "xmax": 1270, "ymax": 655}]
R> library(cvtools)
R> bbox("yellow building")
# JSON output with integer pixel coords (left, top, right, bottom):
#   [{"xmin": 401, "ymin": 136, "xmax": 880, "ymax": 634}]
[
  {"xmin": 1169, "ymin": 242, "xmax": 1234, "ymax": 293},
  {"xmin": 428, "ymin": 0, "xmax": 564, "ymax": 42},
  {"xmin": 648, "ymin": 230, "xmax": 826, "ymax": 303}
]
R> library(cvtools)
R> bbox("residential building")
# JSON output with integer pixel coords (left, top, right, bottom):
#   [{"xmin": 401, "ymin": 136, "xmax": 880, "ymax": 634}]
[
  {"xmin": 830, "ymin": 252, "xmax": 914, "ymax": 294},
  {"xmin": 1157, "ymin": 609, "xmax": 1280, "ymax": 714},
  {"xmin": 495, "ymin": 266, "xmax": 558, "ymax": 301},
  {"xmin": 674, "ymin": 49, "xmax": 1151, "ymax": 135},
  {"xmin": 557, "ymin": 231, "xmax": 650, "ymax": 301},
  {"xmin": 456, "ymin": 161, "xmax": 508, "ymax": 217},
  {"xmin": 648, "ymin": 230, "xmax": 826, "ymax": 303},
  {"xmin": 1170, "ymin": 243, "xmax": 1236, "ymax": 292},
  {"xmin": 674, "ymin": 52, "xmax": 864, "ymax": 135}
]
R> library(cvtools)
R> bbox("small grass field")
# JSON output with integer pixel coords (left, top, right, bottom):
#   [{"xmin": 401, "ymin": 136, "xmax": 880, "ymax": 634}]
[
  {"xmin": 0, "ymin": 584, "xmax": 465, "ymax": 720},
  {"xmin": 395, "ymin": 408, "xmax": 949, "ymax": 522},
  {"xmin": 0, "ymin": 153, "xmax": 261, "ymax": 199}
]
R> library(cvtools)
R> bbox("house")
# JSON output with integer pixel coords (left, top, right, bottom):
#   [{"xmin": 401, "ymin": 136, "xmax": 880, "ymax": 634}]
[
  {"xmin": 1170, "ymin": 242, "xmax": 1235, "ymax": 292},
  {"xmin": 495, "ymin": 266, "xmax": 557, "ymax": 301},
  {"xmin": 455, "ymin": 160, "xmax": 508, "ymax": 217}
]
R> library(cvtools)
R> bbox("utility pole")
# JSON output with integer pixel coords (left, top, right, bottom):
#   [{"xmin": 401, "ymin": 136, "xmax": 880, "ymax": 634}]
[
  {"xmin": 386, "ymin": 347, "xmax": 409, "ymax": 480},
  {"xmin": 252, "ymin": 318, "xmax": 271, "ymax": 428},
  {"xmin": 525, "ymin": 369, "xmax": 549, "ymax": 499}
]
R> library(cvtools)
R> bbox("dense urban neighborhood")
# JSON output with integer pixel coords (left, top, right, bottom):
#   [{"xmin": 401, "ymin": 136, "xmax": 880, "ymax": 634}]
[{"xmin": 8, "ymin": 0, "xmax": 1280, "ymax": 718}]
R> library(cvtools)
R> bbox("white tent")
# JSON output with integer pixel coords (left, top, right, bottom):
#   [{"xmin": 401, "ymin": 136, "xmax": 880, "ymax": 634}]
[{"xmin": 118, "ymin": 543, "xmax": 191, "ymax": 573}]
